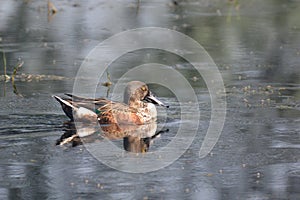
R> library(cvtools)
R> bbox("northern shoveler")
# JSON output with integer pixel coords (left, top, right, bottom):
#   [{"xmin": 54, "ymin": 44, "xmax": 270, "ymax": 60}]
[{"xmin": 53, "ymin": 81, "xmax": 168, "ymax": 125}]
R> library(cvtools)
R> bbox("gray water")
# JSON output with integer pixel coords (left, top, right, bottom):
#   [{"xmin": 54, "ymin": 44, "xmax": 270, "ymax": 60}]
[{"xmin": 0, "ymin": 0, "xmax": 300, "ymax": 199}]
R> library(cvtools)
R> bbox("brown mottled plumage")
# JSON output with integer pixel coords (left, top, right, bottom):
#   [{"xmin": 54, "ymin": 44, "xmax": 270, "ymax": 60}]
[
  {"xmin": 53, "ymin": 81, "xmax": 168, "ymax": 125},
  {"xmin": 54, "ymin": 81, "xmax": 168, "ymax": 148}
]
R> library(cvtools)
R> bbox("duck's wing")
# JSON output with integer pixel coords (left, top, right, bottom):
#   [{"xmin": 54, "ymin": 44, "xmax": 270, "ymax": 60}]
[
  {"xmin": 64, "ymin": 93, "xmax": 111, "ymax": 107},
  {"xmin": 98, "ymin": 102, "xmax": 142, "ymax": 125},
  {"xmin": 53, "ymin": 95, "xmax": 107, "ymax": 121},
  {"xmin": 65, "ymin": 93, "xmax": 106, "ymax": 102}
]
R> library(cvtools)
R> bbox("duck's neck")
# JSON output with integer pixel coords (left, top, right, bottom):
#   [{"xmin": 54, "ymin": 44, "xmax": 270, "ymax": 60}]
[{"xmin": 128, "ymin": 99, "xmax": 145, "ymax": 109}]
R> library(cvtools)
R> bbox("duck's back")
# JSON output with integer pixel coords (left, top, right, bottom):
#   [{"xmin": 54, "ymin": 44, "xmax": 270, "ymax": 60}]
[{"xmin": 97, "ymin": 102, "xmax": 144, "ymax": 125}]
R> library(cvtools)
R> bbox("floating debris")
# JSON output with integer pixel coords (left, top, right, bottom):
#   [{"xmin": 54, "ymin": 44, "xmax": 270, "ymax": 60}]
[
  {"xmin": 102, "ymin": 82, "xmax": 112, "ymax": 87},
  {"xmin": 192, "ymin": 76, "xmax": 199, "ymax": 82},
  {"xmin": 48, "ymin": 0, "xmax": 58, "ymax": 15},
  {"xmin": 101, "ymin": 70, "xmax": 112, "ymax": 87},
  {"xmin": 47, "ymin": 0, "xmax": 58, "ymax": 22},
  {"xmin": 0, "ymin": 56, "xmax": 70, "ymax": 96},
  {"xmin": 256, "ymin": 172, "xmax": 261, "ymax": 178},
  {"xmin": 0, "ymin": 74, "xmax": 68, "ymax": 82}
]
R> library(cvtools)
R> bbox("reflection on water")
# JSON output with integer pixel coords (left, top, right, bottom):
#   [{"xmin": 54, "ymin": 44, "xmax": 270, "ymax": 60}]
[
  {"xmin": 0, "ymin": 0, "xmax": 300, "ymax": 199},
  {"xmin": 56, "ymin": 121, "xmax": 168, "ymax": 153}
]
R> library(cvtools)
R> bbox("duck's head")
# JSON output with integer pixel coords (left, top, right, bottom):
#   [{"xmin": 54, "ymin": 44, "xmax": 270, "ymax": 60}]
[{"xmin": 124, "ymin": 81, "xmax": 168, "ymax": 108}]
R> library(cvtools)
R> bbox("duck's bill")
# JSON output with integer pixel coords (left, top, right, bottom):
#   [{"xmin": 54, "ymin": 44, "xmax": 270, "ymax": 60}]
[{"xmin": 145, "ymin": 92, "xmax": 169, "ymax": 108}]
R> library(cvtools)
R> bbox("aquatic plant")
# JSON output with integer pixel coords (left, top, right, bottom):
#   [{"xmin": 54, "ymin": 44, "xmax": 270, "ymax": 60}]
[
  {"xmin": 1, "ymin": 52, "xmax": 24, "ymax": 96},
  {"xmin": 2, "ymin": 51, "xmax": 10, "ymax": 82}
]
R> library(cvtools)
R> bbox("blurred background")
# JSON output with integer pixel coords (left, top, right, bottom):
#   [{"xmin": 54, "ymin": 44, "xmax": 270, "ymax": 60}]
[{"xmin": 0, "ymin": 0, "xmax": 299, "ymax": 199}]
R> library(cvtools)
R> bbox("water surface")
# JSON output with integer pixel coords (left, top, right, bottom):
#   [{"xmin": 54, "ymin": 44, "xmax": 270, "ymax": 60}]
[{"xmin": 0, "ymin": 0, "xmax": 299, "ymax": 199}]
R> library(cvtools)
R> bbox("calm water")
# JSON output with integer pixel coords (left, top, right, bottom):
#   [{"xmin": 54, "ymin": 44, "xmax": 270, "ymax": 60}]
[{"xmin": 0, "ymin": 0, "xmax": 300, "ymax": 199}]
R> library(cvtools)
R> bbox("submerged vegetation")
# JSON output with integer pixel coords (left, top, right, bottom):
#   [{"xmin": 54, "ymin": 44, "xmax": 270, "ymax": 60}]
[
  {"xmin": 1, "ymin": 51, "xmax": 112, "ymax": 97},
  {"xmin": 0, "ymin": 52, "xmax": 67, "ymax": 96},
  {"xmin": 1, "ymin": 51, "xmax": 24, "ymax": 96}
]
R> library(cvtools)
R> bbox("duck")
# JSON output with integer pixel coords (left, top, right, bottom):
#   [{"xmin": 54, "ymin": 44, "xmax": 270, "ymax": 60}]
[{"xmin": 53, "ymin": 81, "xmax": 168, "ymax": 126}]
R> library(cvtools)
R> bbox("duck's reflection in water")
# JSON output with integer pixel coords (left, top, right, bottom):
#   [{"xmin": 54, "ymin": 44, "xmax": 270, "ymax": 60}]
[{"xmin": 56, "ymin": 121, "xmax": 168, "ymax": 153}]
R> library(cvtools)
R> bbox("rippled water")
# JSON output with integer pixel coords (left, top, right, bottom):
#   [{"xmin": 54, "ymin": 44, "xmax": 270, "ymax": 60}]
[{"xmin": 0, "ymin": 0, "xmax": 300, "ymax": 199}]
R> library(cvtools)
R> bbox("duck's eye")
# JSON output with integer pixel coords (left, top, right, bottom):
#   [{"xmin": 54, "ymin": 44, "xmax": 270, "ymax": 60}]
[{"xmin": 141, "ymin": 86, "xmax": 146, "ymax": 91}]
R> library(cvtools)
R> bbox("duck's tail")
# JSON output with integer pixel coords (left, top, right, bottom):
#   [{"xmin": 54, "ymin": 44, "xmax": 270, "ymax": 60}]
[
  {"xmin": 53, "ymin": 95, "xmax": 76, "ymax": 120},
  {"xmin": 53, "ymin": 95, "xmax": 99, "ymax": 122},
  {"xmin": 53, "ymin": 95, "xmax": 77, "ymax": 109}
]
